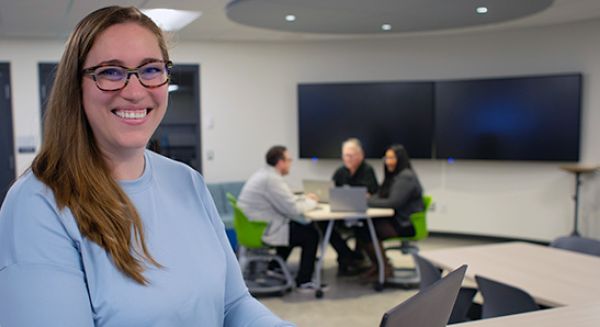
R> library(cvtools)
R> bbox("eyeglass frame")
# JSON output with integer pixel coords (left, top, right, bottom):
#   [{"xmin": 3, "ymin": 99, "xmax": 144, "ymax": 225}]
[{"xmin": 81, "ymin": 60, "xmax": 173, "ymax": 91}]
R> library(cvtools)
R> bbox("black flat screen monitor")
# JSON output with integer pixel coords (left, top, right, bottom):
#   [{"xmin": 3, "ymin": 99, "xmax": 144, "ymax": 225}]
[
  {"xmin": 435, "ymin": 74, "xmax": 582, "ymax": 161},
  {"xmin": 298, "ymin": 82, "xmax": 434, "ymax": 159}
]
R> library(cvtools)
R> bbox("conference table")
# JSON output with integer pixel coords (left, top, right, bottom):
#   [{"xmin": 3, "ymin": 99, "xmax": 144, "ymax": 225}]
[
  {"xmin": 419, "ymin": 242, "xmax": 600, "ymax": 326},
  {"xmin": 453, "ymin": 301, "xmax": 600, "ymax": 327},
  {"xmin": 304, "ymin": 204, "xmax": 394, "ymax": 298}
]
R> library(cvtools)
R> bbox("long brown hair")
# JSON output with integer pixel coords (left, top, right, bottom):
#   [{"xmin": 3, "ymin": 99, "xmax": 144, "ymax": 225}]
[{"xmin": 31, "ymin": 6, "xmax": 170, "ymax": 285}]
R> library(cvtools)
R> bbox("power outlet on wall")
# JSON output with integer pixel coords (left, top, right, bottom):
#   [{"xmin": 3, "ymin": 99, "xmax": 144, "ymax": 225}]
[
  {"xmin": 429, "ymin": 202, "xmax": 436, "ymax": 212},
  {"xmin": 439, "ymin": 203, "xmax": 447, "ymax": 214},
  {"xmin": 429, "ymin": 202, "xmax": 447, "ymax": 214}
]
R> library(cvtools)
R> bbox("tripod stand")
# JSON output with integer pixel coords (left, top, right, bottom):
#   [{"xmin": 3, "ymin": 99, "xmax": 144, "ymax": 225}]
[{"xmin": 560, "ymin": 164, "xmax": 599, "ymax": 236}]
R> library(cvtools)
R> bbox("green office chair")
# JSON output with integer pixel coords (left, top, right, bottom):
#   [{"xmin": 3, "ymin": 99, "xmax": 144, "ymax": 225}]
[
  {"xmin": 226, "ymin": 193, "xmax": 294, "ymax": 295},
  {"xmin": 383, "ymin": 195, "xmax": 432, "ymax": 287}
]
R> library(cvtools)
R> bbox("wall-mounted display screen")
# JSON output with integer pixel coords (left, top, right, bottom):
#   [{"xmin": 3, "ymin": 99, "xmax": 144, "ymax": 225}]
[
  {"xmin": 298, "ymin": 82, "xmax": 435, "ymax": 159},
  {"xmin": 435, "ymin": 74, "xmax": 581, "ymax": 161}
]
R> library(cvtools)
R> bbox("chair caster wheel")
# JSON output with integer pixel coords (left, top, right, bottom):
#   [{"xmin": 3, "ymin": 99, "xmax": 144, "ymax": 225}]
[
  {"xmin": 315, "ymin": 290, "xmax": 324, "ymax": 298},
  {"xmin": 374, "ymin": 282, "xmax": 384, "ymax": 292}
]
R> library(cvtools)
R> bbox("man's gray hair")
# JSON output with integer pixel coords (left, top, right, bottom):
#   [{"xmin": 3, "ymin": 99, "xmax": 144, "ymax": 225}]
[{"xmin": 342, "ymin": 138, "xmax": 364, "ymax": 154}]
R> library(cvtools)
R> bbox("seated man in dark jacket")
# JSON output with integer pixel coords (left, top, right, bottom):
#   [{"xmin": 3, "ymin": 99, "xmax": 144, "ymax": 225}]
[{"xmin": 326, "ymin": 138, "xmax": 379, "ymax": 275}]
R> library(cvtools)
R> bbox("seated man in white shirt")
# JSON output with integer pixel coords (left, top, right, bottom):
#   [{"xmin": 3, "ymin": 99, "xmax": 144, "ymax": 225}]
[{"xmin": 238, "ymin": 145, "xmax": 322, "ymax": 291}]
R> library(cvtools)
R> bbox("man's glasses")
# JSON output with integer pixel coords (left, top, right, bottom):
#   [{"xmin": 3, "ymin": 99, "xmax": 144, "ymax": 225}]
[{"xmin": 82, "ymin": 60, "xmax": 173, "ymax": 91}]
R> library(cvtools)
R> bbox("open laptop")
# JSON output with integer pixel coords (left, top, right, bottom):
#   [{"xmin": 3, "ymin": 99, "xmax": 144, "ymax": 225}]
[
  {"xmin": 380, "ymin": 264, "xmax": 468, "ymax": 327},
  {"xmin": 302, "ymin": 179, "xmax": 334, "ymax": 203},
  {"xmin": 329, "ymin": 186, "xmax": 368, "ymax": 212}
]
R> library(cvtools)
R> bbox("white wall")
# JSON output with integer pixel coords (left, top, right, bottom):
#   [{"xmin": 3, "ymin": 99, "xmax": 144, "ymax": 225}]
[{"xmin": 2, "ymin": 19, "xmax": 600, "ymax": 241}]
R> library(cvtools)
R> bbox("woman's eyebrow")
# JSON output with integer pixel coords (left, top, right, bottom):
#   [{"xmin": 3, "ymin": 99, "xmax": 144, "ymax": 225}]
[
  {"xmin": 93, "ymin": 59, "xmax": 124, "ymax": 66},
  {"xmin": 92, "ymin": 57, "xmax": 163, "ymax": 67}
]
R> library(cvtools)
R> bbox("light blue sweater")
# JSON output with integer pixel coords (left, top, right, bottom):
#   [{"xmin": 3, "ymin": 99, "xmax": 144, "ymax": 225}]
[{"xmin": 0, "ymin": 151, "xmax": 291, "ymax": 327}]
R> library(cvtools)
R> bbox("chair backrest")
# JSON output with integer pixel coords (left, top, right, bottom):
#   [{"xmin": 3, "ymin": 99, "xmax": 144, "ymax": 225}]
[
  {"xmin": 226, "ymin": 193, "xmax": 267, "ymax": 249},
  {"xmin": 414, "ymin": 254, "xmax": 478, "ymax": 324},
  {"xmin": 550, "ymin": 235, "xmax": 600, "ymax": 257},
  {"xmin": 413, "ymin": 253, "xmax": 443, "ymax": 290},
  {"xmin": 405, "ymin": 195, "xmax": 432, "ymax": 241},
  {"xmin": 475, "ymin": 275, "xmax": 539, "ymax": 319},
  {"xmin": 380, "ymin": 265, "xmax": 467, "ymax": 327}
]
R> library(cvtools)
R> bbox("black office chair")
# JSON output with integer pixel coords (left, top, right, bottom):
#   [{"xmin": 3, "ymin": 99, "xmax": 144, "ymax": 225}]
[
  {"xmin": 475, "ymin": 275, "xmax": 539, "ymax": 319},
  {"xmin": 413, "ymin": 254, "xmax": 477, "ymax": 324},
  {"xmin": 550, "ymin": 235, "xmax": 600, "ymax": 257}
]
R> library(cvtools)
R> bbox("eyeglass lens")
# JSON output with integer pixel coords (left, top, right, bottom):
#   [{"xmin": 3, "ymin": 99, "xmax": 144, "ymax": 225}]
[{"xmin": 92, "ymin": 62, "xmax": 169, "ymax": 91}]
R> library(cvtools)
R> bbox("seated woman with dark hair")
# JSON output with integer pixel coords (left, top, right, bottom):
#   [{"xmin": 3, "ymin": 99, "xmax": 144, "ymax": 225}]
[{"xmin": 357, "ymin": 144, "xmax": 424, "ymax": 282}]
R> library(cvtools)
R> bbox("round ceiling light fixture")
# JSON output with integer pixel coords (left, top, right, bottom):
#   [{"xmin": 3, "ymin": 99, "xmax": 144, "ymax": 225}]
[{"xmin": 476, "ymin": 6, "xmax": 489, "ymax": 14}]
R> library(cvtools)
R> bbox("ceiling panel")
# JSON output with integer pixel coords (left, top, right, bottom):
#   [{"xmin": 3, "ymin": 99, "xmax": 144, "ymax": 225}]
[
  {"xmin": 0, "ymin": 0, "xmax": 72, "ymax": 38},
  {"xmin": 0, "ymin": 0, "xmax": 599, "ymax": 42}
]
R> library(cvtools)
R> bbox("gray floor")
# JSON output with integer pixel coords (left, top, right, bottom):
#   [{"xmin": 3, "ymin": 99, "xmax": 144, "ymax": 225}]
[{"xmin": 258, "ymin": 235, "xmax": 495, "ymax": 327}]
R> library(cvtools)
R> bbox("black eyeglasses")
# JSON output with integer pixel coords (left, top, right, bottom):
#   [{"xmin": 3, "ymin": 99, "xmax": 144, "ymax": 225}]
[{"xmin": 82, "ymin": 60, "xmax": 173, "ymax": 91}]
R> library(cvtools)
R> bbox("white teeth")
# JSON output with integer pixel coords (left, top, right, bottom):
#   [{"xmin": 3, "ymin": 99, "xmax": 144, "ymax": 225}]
[{"xmin": 114, "ymin": 109, "xmax": 148, "ymax": 119}]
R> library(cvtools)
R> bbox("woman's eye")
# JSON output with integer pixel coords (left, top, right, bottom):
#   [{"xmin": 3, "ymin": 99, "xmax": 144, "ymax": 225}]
[
  {"xmin": 97, "ymin": 67, "xmax": 124, "ymax": 79},
  {"xmin": 141, "ymin": 66, "xmax": 162, "ymax": 76}
]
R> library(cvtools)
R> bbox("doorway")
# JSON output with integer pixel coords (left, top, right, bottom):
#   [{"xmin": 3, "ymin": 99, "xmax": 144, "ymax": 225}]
[
  {"xmin": 0, "ymin": 63, "xmax": 16, "ymax": 203},
  {"xmin": 150, "ymin": 64, "xmax": 202, "ymax": 172},
  {"xmin": 38, "ymin": 62, "xmax": 58, "ymax": 125}
]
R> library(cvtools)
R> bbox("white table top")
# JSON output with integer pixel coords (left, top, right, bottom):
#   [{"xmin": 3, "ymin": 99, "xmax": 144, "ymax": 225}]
[
  {"xmin": 450, "ymin": 302, "xmax": 600, "ymax": 327},
  {"xmin": 420, "ymin": 242, "xmax": 600, "ymax": 307},
  {"xmin": 304, "ymin": 204, "xmax": 394, "ymax": 221}
]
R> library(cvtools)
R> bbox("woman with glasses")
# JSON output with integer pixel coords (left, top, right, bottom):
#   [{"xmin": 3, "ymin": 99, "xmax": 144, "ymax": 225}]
[
  {"xmin": 0, "ymin": 6, "xmax": 290, "ymax": 327},
  {"xmin": 357, "ymin": 144, "xmax": 424, "ymax": 283}
]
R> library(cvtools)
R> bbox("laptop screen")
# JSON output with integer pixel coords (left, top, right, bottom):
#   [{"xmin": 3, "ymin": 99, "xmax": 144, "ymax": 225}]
[
  {"xmin": 380, "ymin": 265, "xmax": 467, "ymax": 327},
  {"xmin": 329, "ymin": 187, "xmax": 368, "ymax": 212},
  {"xmin": 302, "ymin": 180, "xmax": 334, "ymax": 203}
]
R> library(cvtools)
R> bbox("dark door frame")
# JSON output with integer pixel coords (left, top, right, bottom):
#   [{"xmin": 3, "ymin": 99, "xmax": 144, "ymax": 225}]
[
  {"xmin": 170, "ymin": 64, "xmax": 202, "ymax": 173},
  {"xmin": 0, "ymin": 62, "xmax": 16, "ymax": 203}
]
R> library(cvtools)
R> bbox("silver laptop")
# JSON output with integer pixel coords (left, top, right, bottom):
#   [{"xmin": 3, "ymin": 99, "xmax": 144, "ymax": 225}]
[
  {"xmin": 380, "ymin": 265, "xmax": 467, "ymax": 327},
  {"xmin": 329, "ymin": 187, "xmax": 368, "ymax": 212},
  {"xmin": 303, "ymin": 179, "xmax": 334, "ymax": 203}
]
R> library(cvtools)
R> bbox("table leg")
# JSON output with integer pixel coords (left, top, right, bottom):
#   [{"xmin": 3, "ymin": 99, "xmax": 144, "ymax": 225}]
[
  {"xmin": 365, "ymin": 217, "xmax": 384, "ymax": 291},
  {"xmin": 314, "ymin": 220, "xmax": 334, "ymax": 298}
]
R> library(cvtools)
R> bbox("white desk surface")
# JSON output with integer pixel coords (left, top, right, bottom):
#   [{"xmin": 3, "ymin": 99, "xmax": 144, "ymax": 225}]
[
  {"xmin": 419, "ymin": 242, "xmax": 600, "ymax": 307},
  {"xmin": 304, "ymin": 204, "xmax": 394, "ymax": 221},
  {"xmin": 419, "ymin": 242, "xmax": 600, "ymax": 308},
  {"xmin": 450, "ymin": 302, "xmax": 600, "ymax": 327}
]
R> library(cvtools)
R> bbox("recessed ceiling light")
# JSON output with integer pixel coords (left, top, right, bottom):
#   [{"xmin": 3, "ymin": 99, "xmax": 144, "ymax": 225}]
[
  {"xmin": 285, "ymin": 14, "xmax": 296, "ymax": 22},
  {"xmin": 141, "ymin": 8, "xmax": 202, "ymax": 32},
  {"xmin": 476, "ymin": 6, "xmax": 488, "ymax": 14},
  {"xmin": 381, "ymin": 24, "xmax": 392, "ymax": 31}
]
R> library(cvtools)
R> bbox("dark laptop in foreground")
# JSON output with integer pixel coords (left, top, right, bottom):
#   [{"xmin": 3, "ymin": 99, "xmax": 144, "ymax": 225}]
[
  {"xmin": 380, "ymin": 265, "xmax": 468, "ymax": 327},
  {"xmin": 329, "ymin": 186, "xmax": 368, "ymax": 212}
]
